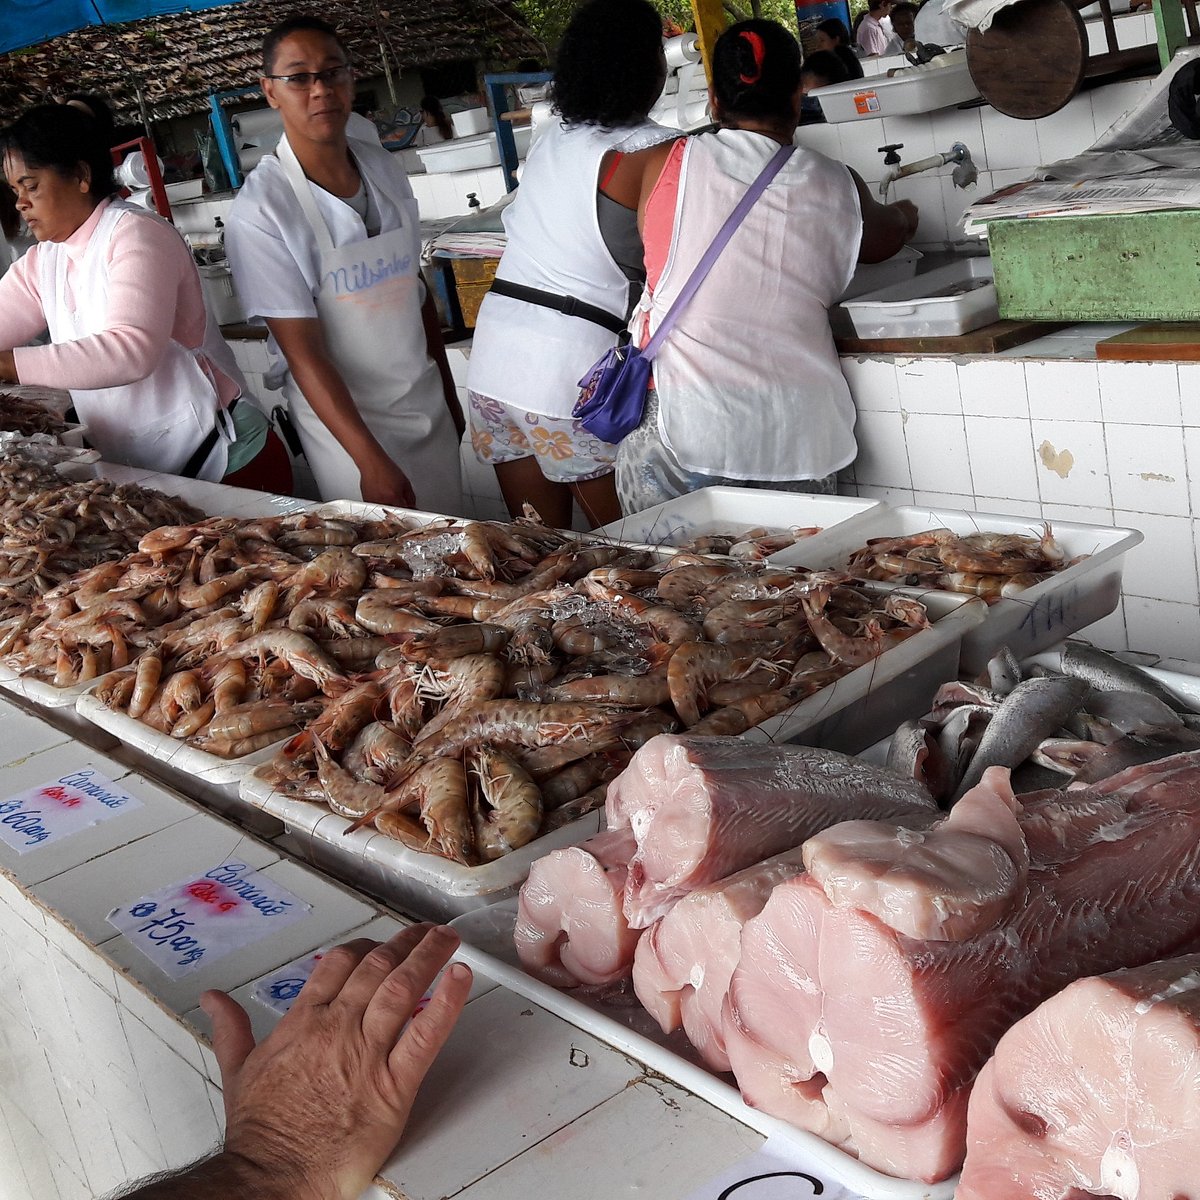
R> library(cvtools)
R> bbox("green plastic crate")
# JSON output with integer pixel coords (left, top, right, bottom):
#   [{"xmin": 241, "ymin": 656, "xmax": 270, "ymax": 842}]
[{"xmin": 989, "ymin": 210, "xmax": 1200, "ymax": 322}]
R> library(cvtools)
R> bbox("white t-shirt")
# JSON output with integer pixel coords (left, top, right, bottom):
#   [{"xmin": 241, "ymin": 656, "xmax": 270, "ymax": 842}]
[{"xmin": 224, "ymin": 132, "xmax": 420, "ymax": 386}]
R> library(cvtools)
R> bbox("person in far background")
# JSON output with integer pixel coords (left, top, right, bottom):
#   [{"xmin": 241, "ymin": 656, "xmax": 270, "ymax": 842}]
[
  {"xmin": 416, "ymin": 95, "xmax": 453, "ymax": 145},
  {"xmin": 799, "ymin": 51, "xmax": 850, "ymax": 123},
  {"xmin": 225, "ymin": 14, "xmax": 465, "ymax": 510},
  {"xmin": 465, "ymin": 0, "xmax": 675, "ymax": 529},
  {"xmin": 117, "ymin": 925, "xmax": 472, "ymax": 1200},
  {"xmin": 856, "ymin": 0, "xmax": 895, "ymax": 55},
  {"xmin": 611, "ymin": 20, "xmax": 918, "ymax": 515},
  {"xmin": 0, "ymin": 105, "xmax": 290, "ymax": 490},
  {"xmin": 886, "ymin": 2, "xmax": 919, "ymax": 50},
  {"xmin": 812, "ymin": 18, "xmax": 865, "ymax": 79}
]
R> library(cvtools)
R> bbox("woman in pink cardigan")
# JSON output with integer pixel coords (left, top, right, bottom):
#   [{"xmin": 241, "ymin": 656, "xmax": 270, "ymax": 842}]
[{"xmin": 0, "ymin": 105, "xmax": 291, "ymax": 489}]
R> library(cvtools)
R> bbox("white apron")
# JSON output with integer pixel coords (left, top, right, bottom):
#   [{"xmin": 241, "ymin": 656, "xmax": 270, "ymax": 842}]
[
  {"xmin": 276, "ymin": 136, "xmax": 463, "ymax": 511},
  {"xmin": 39, "ymin": 200, "xmax": 232, "ymax": 480}
]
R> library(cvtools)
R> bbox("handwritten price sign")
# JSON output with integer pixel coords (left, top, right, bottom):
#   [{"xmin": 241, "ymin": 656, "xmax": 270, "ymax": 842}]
[
  {"xmin": 252, "ymin": 945, "xmax": 436, "ymax": 1020},
  {"xmin": 107, "ymin": 862, "xmax": 311, "ymax": 980},
  {"xmin": 682, "ymin": 1137, "xmax": 868, "ymax": 1200},
  {"xmin": 0, "ymin": 767, "xmax": 143, "ymax": 854}
]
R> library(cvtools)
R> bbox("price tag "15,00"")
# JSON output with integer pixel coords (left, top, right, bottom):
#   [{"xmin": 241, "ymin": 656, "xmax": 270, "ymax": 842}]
[{"xmin": 107, "ymin": 861, "xmax": 311, "ymax": 980}]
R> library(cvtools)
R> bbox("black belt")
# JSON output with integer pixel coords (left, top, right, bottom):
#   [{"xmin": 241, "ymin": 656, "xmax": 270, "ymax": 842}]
[
  {"xmin": 489, "ymin": 278, "xmax": 627, "ymax": 335},
  {"xmin": 180, "ymin": 396, "xmax": 238, "ymax": 479}
]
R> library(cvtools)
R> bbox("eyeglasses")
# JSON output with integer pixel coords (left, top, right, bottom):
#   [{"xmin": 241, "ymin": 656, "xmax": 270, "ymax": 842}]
[{"xmin": 265, "ymin": 64, "xmax": 353, "ymax": 90}]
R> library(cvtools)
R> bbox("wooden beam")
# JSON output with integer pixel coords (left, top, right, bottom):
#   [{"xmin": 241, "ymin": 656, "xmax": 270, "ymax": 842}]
[{"xmin": 691, "ymin": 0, "xmax": 726, "ymax": 83}]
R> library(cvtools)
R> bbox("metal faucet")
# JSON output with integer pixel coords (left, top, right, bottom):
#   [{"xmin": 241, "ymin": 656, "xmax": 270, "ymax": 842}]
[{"xmin": 878, "ymin": 142, "xmax": 977, "ymax": 202}]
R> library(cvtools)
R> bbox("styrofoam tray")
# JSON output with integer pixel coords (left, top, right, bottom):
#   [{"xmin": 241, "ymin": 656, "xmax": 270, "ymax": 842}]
[
  {"xmin": 594, "ymin": 487, "xmax": 883, "ymax": 558},
  {"xmin": 74, "ymin": 691, "xmax": 284, "ymax": 788},
  {"xmin": 0, "ymin": 662, "xmax": 113, "ymax": 710},
  {"xmin": 835, "ymin": 258, "xmax": 998, "ymax": 340},
  {"xmin": 769, "ymin": 506, "xmax": 1141, "ymax": 676},
  {"xmin": 811, "ymin": 53, "xmax": 979, "ymax": 122},
  {"xmin": 449, "ymin": 902, "xmax": 956, "ymax": 1200},
  {"xmin": 239, "ymin": 771, "xmax": 606, "ymax": 922}
]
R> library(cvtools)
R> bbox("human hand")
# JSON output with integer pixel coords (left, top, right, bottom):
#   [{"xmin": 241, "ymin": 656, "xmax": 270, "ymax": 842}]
[
  {"xmin": 201, "ymin": 924, "xmax": 472, "ymax": 1200},
  {"xmin": 892, "ymin": 199, "xmax": 919, "ymax": 239},
  {"xmin": 359, "ymin": 454, "xmax": 418, "ymax": 508}
]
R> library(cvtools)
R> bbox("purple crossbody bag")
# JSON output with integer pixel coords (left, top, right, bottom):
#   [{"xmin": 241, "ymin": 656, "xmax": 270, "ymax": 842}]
[{"xmin": 574, "ymin": 142, "xmax": 795, "ymax": 445}]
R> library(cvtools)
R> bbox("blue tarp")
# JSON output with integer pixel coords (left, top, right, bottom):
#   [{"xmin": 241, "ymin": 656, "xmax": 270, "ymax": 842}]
[{"xmin": 1, "ymin": 1, "xmax": 234, "ymax": 56}]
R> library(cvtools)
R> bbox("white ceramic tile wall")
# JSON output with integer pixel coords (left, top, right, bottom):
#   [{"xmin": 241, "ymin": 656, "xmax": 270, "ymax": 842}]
[
  {"xmin": 841, "ymin": 351, "xmax": 1200, "ymax": 658},
  {"xmin": 800, "ymin": 76, "xmax": 1155, "ymax": 247}
]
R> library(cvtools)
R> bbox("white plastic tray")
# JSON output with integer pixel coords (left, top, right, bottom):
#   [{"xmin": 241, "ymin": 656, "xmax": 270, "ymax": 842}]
[
  {"xmin": 835, "ymin": 258, "xmax": 998, "ymax": 340},
  {"xmin": 811, "ymin": 53, "xmax": 980, "ymax": 122},
  {"xmin": 417, "ymin": 133, "xmax": 500, "ymax": 174},
  {"xmin": 239, "ymin": 772, "xmax": 606, "ymax": 922},
  {"xmin": 838, "ymin": 245, "xmax": 924, "ymax": 302},
  {"xmin": 770, "ymin": 506, "xmax": 1141, "ymax": 677},
  {"xmin": 74, "ymin": 691, "xmax": 284, "ymax": 789},
  {"xmin": 449, "ymin": 902, "xmax": 957, "ymax": 1200},
  {"xmin": 594, "ymin": 487, "xmax": 883, "ymax": 559}
]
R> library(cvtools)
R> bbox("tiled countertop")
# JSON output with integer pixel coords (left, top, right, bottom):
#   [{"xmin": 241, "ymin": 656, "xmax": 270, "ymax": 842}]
[{"xmin": 0, "ymin": 691, "xmax": 763, "ymax": 1200}]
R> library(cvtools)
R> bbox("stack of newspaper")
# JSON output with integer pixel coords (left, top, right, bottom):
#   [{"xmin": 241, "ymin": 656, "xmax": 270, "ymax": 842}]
[{"xmin": 963, "ymin": 48, "xmax": 1200, "ymax": 236}]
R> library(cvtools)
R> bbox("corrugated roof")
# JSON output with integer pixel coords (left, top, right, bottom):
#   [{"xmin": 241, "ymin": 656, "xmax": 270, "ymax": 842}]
[{"xmin": 0, "ymin": 0, "xmax": 543, "ymax": 123}]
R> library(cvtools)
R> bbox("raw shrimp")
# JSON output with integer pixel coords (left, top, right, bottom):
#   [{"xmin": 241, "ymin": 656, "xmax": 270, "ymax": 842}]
[
  {"xmin": 546, "ymin": 668, "xmax": 671, "ymax": 708},
  {"xmin": 210, "ymin": 659, "xmax": 247, "ymax": 713},
  {"xmin": 668, "ymin": 640, "xmax": 790, "ymax": 726},
  {"xmin": 170, "ymin": 700, "xmax": 217, "ymax": 740},
  {"xmin": 541, "ymin": 752, "xmax": 625, "ymax": 809},
  {"xmin": 223, "ymin": 629, "xmax": 351, "ymax": 694},
  {"xmin": 702, "ymin": 599, "xmax": 796, "ymax": 644},
  {"xmin": 354, "ymin": 591, "xmax": 440, "ymax": 637},
  {"xmin": 206, "ymin": 699, "xmax": 324, "ymax": 744},
  {"xmin": 159, "ymin": 670, "xmax": 203, "ymax": 722},
  {"xmin": 381, "ymin": 758, "xmax": 473, "ymax": 864},
  {"xmin": 287, "ymin": 597, "xmax": 364, "ymax": 638},
  {"xmin": 240, "ymin": 579, "xmax": 280, "ymax": 632},
  {"xmin": 688, "ymin": 685, "xmax": 807, "ymax": 736},
  {"xmin": 415, "ymin": 655, "xmax": 508, "ymax": 740},
  {"xmin": 284, "ymin": 547, "xmax": 369, "ymax": 602},
  {"xmin": 307, "ymin": 680, "xmax": 384, "ymax": 751},
  {"xmin": 312, "ymin": 736, "xmax": 393, "ymax": 819},
  {"xmin": 129, "ymin": 652, "xmax": 164, "ymax": 719},
  {"xmin": 541, "ymin": 783, "xmax": 608, "ymax": 832},
  {"xmin": 469, "ymin": 746, "xmax": 543, "ymax": 860},
  {"xmin": 389, "ymin": 622, "xmax": 510, "ymax": 665}
]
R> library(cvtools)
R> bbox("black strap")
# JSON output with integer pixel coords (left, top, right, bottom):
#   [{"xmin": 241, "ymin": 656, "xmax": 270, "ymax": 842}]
[
  {"xmin": 180, "ymin": 396, "xmax": 238, "ymax": 479},
  {"xmin": 489, "ymin": 277, "xmax": 627, "ymax": 335}
]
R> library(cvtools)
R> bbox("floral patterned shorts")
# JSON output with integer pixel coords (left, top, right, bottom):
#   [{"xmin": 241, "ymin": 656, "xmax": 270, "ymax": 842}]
[{"xmin": 467, "ymin": 390, "xmax": 618, "ymax": 485}]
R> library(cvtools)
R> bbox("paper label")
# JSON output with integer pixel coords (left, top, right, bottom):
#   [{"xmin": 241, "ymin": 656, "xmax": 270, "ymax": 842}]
[
  {"xmin": 681, "ymin": 1136, "xmax": 867, "ymax": 1200},
  {"xmin": 0, "ymin": 767, "xmax": 143, "ymax": 854},
  {"xmin": 853, "ymin": 90, "xmax": 881, "ymax": 115},
  {"xmin": 252, "ymin": 945, "xmax": 435, "ymax": 1019},
  {"xmin": 107, "ymin": 861, "xmax": 311, "ymax": 979}
]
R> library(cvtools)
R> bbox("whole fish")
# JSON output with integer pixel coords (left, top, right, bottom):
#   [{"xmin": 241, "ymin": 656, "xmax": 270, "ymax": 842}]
[
  {"xmin": 1060, "ymin": 643, "xmax": 1193, "ymax": 714},
  {"xmin": 982, "ymin": 645, "xmax": 1022, "ymax": 696},
  {"xmin": 886, "ymin": 719, "xmax": 955, "ymax": 805},
  {"xmin": 952, "ymin": 675, "xmax": 1089, "ymax": 802},
  {"xmin": 1071, "ymin": 727, "xmax": 1200, "ymax": 785},
  {"xmin": 1082, "ymin": 688, "xmax": 1183, "ymax": 734}
]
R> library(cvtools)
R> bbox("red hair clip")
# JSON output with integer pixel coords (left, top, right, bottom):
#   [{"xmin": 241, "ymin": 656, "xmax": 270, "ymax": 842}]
[{"xmin": 739, "ymin": 30, "xmax": 765, "ymax": 84}]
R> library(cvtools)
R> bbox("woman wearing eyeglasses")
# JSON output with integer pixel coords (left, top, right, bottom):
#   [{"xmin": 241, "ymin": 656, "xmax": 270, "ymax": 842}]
[
  {"xmin": 0, "ymin": 104, "xmax": 291, "ymax": 487},
  {"xmin": 224, "ymin": 15, "xmax": 465, "ymax": 510}
]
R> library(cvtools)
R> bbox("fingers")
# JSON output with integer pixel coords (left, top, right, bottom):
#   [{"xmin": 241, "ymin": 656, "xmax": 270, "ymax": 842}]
[
  {"xmin": 200, "ymin": 989, "xmax": 256, "ymax": 1106},
  {"xmin": 334, "ymin": 923, "xmax": 435, "ymax": 1015},
  {"xmin": 387, "ymin": 959, "xmax": 472, "ymax": 1090},
  {"xmin": 360, "ymin": 926, "xmax": 461, "ymax": 1048},
  {"xmin": 290, "ymin": 936, "xmax": 384, "ymax": 1007}
]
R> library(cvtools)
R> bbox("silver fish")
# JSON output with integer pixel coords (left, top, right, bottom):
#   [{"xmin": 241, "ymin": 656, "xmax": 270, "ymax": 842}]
[
  {"xmin": 1083, "ymin": 688, "xmax": 1184, "ymax": 734},
  {"xmin": 927, "ymin": 680, "xmax": 1004, "ymax": 723},
  {"xmin": 1072, "ymin": 727, "xmax": 1200, "ymax": 785},
  {"xmin": 983, "ymin": 646, "xmax": 1023, "ymax": 696},
  {"xmin": 1060, "ymin": 643, "xmax": 1193, "ymax": 714},
  {"xmin": 1032, "ymin": 737, "xmax": 1105, "ymax": 776},
  {"xmin": 952, "ymin": 675, "xmax": 1089, "ymax": 802},
  {"xmin": 886, "ymin": 719, "xmax": 955, "ymax": 805}
]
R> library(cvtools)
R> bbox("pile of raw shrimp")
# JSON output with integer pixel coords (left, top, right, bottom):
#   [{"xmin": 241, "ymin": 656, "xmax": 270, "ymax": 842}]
[
  {"xmin": 0, "ymin": 456, "xmax": 203, "ymax": 638},
  {"xmin": 842, "ymin": 525, "xmax": 1079, "ymax": 602},
  {"xmin": 0, "ymin": 393, "xmax": 68, "ymax": 438},
  {"xmin": 4, "ymin": 505, "xmax": 931, "ymax": 866},
  {"xmin": 664, "ymin": 525, "xmax": 821, "ymax": 560}
]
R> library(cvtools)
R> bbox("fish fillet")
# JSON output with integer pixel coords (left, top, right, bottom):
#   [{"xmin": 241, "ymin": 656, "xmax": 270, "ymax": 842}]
[
  {"xmin": 959, "ymin": 954, "xmax": 1200, "ymax": 1200},
  {"xmin": 513, "ymin": 827, "xmax": 639, "ymax": 987},
  {"xmin": 723, "ymin": 753, "xmax": 1200, "ymax": 1182},
  {"xmin": 609, "ymin": 734, "xmax": 936, "ymax": 927}
]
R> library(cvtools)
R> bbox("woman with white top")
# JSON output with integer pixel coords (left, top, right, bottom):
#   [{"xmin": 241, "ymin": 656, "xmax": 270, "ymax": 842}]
[
  {"xmin": 224, "ymin": 15, "xmax": 465, "ymax": 510},
  {"xmin": 614, "ymin": 20, "xmax": 919, "ymax": 515},
  {"xmin": 0, "ymin": 104, "xmax": 288, "ymax": 488},
  {"xmin": 465, "ymin": 0, "xmax": 674, "ymax": 529}
]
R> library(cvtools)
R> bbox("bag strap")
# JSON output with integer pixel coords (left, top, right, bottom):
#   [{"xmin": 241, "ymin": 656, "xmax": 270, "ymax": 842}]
[
  {"xmin": 489, "ymin": 278, "xmax": 627, "ymax": 335},
  {"xmin": 642, "ymin": 142, "xmax": 795, "ymax": 362}
]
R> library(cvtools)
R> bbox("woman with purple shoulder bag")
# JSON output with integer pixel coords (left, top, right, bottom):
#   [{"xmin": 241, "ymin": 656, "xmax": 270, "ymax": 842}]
[{"xmin": 611, "ymin": 20, "xmax": 919, "ymax": 516}]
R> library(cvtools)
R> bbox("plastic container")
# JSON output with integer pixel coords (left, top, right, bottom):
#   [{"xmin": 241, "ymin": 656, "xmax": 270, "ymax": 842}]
[
  {"xmin": 451, "ymin": 107, "xmax": 490, "ymax": 137},
  {"xmin": 593, "ymin": 487, "xmax": 883, "ymax": 557},
  {"xmin": 838, "ymin": 245, "xmax": 924, "ymax": 301},
  {"xmin": 165, "ymin": 178, "xmax": 204, "ymax": 203},
  {"xmin": 417, "ymin": 133, "xmax": 500, "ymax": 174},
  {"xmin": 769, "ymin": 505, "xmax": 1143, "ymax": 676},
  {"xmin": 836, "ymin": 258, "xmax": 999, "ymax": 339},
  {"xmin": 239, "ymin": 772, "xmax": 606, "ymax": 922},
  {"xmin": 198, "ymin": 263, "xmax": 245, "ymax": 326},
  {"xmin": 449, "ymin": 902, "xmax": 959, "ymax": 1199},
  {"xmin": 236, "ymin": 588, "xmax": 982, "ymax": 923},
  {"xmin": 811, "ymin": 52, "xmax": 980, "ymax": 121}
]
